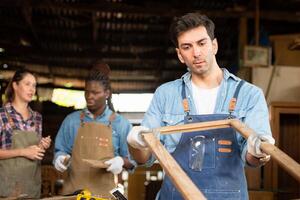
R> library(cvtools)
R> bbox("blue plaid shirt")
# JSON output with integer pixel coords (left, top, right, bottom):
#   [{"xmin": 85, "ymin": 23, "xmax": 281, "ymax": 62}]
[{"xmin": 0, "ymin": 102, "xmax": 42, "ymax": 149}]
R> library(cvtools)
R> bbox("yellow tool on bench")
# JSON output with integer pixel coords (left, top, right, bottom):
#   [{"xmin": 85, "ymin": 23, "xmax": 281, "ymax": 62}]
[{"xmin": 76, "ymin": 189, "xmax": 109, "ymax": 200}]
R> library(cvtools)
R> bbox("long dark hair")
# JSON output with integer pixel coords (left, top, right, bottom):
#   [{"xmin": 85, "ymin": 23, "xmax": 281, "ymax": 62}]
[
  {"xmin": 4, "ymin": 68, "xmax": 35, "ymax": 104},
  {"xmin": 85, "ymin": 61, "xmax": 115, "ymax": 112}
]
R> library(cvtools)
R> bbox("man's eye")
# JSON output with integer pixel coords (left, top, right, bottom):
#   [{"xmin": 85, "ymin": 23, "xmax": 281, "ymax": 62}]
[
  {"xmin": 182, "ymin": 46, "xmax": 190, "ymax": 50},
  {"xmin": 199, "ymin": 41, "xmax": 206, "ymax": 46}
]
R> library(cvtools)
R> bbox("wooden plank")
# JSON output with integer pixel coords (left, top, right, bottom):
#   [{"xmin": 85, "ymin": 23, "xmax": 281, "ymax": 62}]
[
  {"xmin": 230, "ymin": 119, "xmax": 300, "ymax": 183},
  {"xmin": 149, "ymin": 119, "xmax": 300, "ymax": 183},
  {"xmin": 141, "ymin": 119, "xmax": 300, "ymax": 199},
  {"xmin": 142, "ymin": 133, "xmax": 206, "ymax": 200},
  {"xmin": 152, "ymin": 119, "xmax": 231, "ymax": 135}
]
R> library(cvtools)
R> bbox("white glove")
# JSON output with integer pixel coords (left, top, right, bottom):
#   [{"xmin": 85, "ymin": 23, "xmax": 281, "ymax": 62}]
[
  {"xmin": 127, "ymin": 126, "xmax": 150, "ymax": 149},
  {"xmin": 247, "ymin": 134, "xmax": 275, "ymax": 158},
  {"xmin": 104, "ymin": 156, "xmax": 124, "ymax": 175},
  {"xmin": 54, "ymin": 154, "xmax": 71, "ymax": 172}
]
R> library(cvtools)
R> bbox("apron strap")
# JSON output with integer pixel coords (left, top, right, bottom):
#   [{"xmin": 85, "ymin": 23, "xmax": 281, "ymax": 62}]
[
  {"xmin": 181, "ymin": 78, "xmax": 245, "ymax": 116},
  {"xmin": 181, "ymin": 78, "xmax": 190, "ymax": 115},
  {"xmin": 80, "ymin": 110, "xmax": 116, "ymax": 127},
  {"xmin": 4, "ymin": 107, "xmax": 37, "ymax": 131},
  {"xmin": 228, "ymin": 80, "xmax": 245, "ymax": 118},
  {"xmin": 80, "ymin": 111, "xmax": 85, "ymax": 127},
  {"xmin": 108, "ymin": 112, "xmax": 116, "ymax": 127},
  {"xmin": 4, "ymin": 109, "xmax": 17, "ymax": 130}
]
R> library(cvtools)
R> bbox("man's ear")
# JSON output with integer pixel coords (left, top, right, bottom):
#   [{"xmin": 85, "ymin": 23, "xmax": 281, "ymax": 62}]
[
  {"xmin": 212, "ymin": 38, "xmax": 218, "ymax": 55},
  {"xmin": 105, "ymin": 90, "xmax": 110, "ymax": 99},
  {"xmin": 176, "ymin": 48, "xmax": 185, "ymax": 63}
]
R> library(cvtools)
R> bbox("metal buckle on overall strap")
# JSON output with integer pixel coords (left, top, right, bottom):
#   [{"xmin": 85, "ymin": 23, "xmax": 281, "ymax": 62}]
[{"xmin": 227, "ymin": 97, "xmax": 236, "ymax": 119}]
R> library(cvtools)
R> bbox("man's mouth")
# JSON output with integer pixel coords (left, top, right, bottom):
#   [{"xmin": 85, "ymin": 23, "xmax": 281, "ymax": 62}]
[{"xmin": 193, "ymin": 60, "xmax": 205, "ymax": 65}]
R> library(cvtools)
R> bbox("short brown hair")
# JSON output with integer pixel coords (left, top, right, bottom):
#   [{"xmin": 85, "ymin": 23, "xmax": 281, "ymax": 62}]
[{"xmin": 169, "ymin": 13, "xmax": 215, "ymax": 47}]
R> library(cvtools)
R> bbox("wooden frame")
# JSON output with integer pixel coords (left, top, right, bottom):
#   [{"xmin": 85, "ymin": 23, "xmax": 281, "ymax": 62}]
[
  {"xmin": 243, "ymin": 45, "xmax": 271, "ymax": 67},
  {"xmin": 142, "ymin": 119, "xmax": 300, "ymax": 200}
]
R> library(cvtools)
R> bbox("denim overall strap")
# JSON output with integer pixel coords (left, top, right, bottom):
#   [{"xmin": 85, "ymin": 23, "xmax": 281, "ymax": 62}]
[
  {"xmin": 180, "ymin": 79, "xmax": 245, "ymax": 116},
  {"xmin": 159, "ymin": 80, "xmax": 248, "ymax": 200}
]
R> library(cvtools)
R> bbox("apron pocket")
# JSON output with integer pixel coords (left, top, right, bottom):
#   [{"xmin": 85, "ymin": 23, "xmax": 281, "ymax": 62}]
[
  {"xmin": 189, "ymin": 136, "xmax": 216, "ymax": 170},
  {"xmin": 204, "ymin": 189, "xmax": 241, "ymax": 200}
]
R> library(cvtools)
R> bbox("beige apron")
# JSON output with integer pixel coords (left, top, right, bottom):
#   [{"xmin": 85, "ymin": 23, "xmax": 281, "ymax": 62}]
[
  {"xmin": 62, "ymin": 113, "xmax": 116, "ymax": 197},
  {"xmin": 0, "ymin": 112, "xmax": 41, "ymax": 199}
]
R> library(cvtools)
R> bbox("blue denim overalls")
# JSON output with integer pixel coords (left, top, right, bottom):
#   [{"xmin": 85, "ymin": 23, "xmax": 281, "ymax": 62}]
[{"xmin": 159, "ymin": 80, "xmax": 248, "ymax": 200}]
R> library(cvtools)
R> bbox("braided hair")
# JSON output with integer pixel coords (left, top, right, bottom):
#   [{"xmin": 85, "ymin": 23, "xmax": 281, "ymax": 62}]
[{"xmin": 85, "ymin": 62, "xmax": 115, "ymax": 112}]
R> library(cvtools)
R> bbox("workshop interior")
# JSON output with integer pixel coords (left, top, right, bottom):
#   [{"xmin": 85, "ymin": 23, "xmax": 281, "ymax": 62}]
[{"xmin": 0, "ymin": 0, "xmax": 300, "ymax": 199}]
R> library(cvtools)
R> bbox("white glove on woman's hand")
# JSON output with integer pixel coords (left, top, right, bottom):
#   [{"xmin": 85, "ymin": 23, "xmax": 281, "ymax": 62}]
[
  {"xmin": 104, "ymin": 156, "xmax": 124, "ymax": 175},
  {"xmin": 54, "ymin": 154, "xmax": 71, "ymax": 172},
  {"xmin": 247, "ymin": 134, "xmax": 275, "ymax": 158},
  {"xmin": 127, "ymin": 126, "xmax": 150, "ymax": 149}
]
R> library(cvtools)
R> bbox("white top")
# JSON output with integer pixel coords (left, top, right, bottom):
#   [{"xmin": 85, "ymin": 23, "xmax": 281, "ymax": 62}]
[{"xmin": 191, "ymin": 81, "xmax": 220, "ymax": 115}]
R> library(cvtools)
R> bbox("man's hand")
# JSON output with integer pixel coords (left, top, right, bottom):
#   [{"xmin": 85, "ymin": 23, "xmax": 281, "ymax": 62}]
[
  {"xmin": 247, "ymin": 134, "xmax": 275, "ymax": 165},
  {"xmin": 54, "ymin": 154, "xmax": 71, "ymax": 172},
  {"xmin": 104, "ymin": 156, "xmax": 124, "ymax": 175},
  {"xmin": 127, "ymin": 126, "xmax": 150, "ymax": 149}
]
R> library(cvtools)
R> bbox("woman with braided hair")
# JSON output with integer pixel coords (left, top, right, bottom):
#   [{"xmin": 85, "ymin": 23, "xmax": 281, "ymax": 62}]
[{"xmin": 53, "ymin": 62, "xmax": 133, "ymax": 197}]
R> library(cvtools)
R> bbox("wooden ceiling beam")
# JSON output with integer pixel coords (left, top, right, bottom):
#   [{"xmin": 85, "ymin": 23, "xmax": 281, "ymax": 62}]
[
  {"xmin": 0, "ymin": 1, "xmax": 299, "ymax": 22},
  {"xmin": 2, "ymin": 1, "xmax": 296, "ymax": 22}
]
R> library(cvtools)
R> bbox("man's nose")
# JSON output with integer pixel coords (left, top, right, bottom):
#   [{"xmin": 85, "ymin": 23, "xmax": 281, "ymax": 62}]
[{"xmin": 193, "ymin": 46, "xmax": 201, "ymax": 57}]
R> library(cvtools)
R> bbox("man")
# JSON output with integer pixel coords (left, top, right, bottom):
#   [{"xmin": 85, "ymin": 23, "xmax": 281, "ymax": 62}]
[
  {"xmin": 53, "ymin": 62, "xmax": 133, "ymax": 197},
  {"xmin": 127, "ymin": 13, "xmax": 274, "ymax": 200}
]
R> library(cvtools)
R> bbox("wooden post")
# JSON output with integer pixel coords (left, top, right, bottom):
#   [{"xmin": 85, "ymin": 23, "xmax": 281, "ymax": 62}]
[
  {"xmin": 142, "ymin": 133, "xmax": 206, "ymax": 200},
  {"xmin": 230, "ymin": 119, "xmax": 300, "ymax": 182},
  {"xmin": 154, "ymin": 119, "xmax": 231, "ymax": 135},
  {"xmin": 140, "ymin": 119, "xmax": 300, "ymax": 200}
]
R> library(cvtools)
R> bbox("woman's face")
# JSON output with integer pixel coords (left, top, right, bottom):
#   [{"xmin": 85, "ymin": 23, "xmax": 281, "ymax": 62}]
[
  {"xmin": 84, "ymin": 80, "xmax": 109, "ymax": 114},
  {"xmin": 13, "ymin": 73, "xmax": 36, "ymax": 103}
]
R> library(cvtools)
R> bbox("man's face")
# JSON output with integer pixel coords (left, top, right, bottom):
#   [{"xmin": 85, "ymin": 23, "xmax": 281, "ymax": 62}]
[
  {"xmin": 176, "ymin": 26, "xmax": 218, "ymax": 76},
  {"xmin": 84, "ymin": 81, "xmax": 109, "ymax": 113}
]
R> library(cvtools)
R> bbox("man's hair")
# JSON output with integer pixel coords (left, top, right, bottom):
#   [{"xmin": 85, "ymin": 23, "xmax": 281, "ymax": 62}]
[{"xmin": 169, "ymin": 13, "xmax": 215, "ymax": 47}]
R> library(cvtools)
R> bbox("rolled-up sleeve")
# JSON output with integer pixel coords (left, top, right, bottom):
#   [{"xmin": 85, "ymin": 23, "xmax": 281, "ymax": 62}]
[
  {"xmin": 239, "ymin": 88, "xmax": 273, "ymax": 165},
  {"xmin": 53, "ymin": 113, "xmax": 78, "ymax": 163}
]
